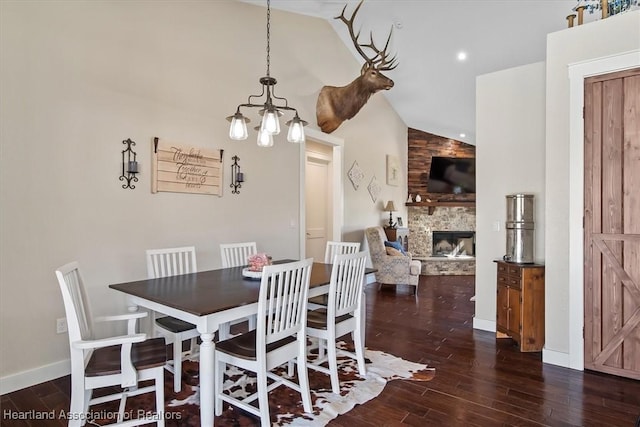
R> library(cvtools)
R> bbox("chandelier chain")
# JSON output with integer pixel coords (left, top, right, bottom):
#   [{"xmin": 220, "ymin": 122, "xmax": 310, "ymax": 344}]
[{"xmin": 266, "ymin": 0, "xmax": 271, "ymax": 78}]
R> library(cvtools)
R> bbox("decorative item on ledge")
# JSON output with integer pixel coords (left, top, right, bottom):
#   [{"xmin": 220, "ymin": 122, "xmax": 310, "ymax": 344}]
[
  {"xmin": 119, "ymin": 138, "xmax": 138, "ymax": 190},
  {"xmin": 570, "ymin": 0, "xmax": 639, "ymax": 24},
  {"xmin": 576, "ymin": 4, "xmax": 586, "ymax": 24},
  {"xmin": 383, "ymin": 200, "xmax": 396, "ymax": 228},
  {"xmin": 230, "ymin": 155, "xmax": 244, "ymax": 194}
]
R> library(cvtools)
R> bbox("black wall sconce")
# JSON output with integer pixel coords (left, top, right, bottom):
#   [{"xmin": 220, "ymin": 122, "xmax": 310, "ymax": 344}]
[
  {"xmin": 230, "ymin": 155, "xmax": 244, "ymax": 194},
  {"xmin": 119, "ymin": 138, "xmax": 139, "ymax": 189}
]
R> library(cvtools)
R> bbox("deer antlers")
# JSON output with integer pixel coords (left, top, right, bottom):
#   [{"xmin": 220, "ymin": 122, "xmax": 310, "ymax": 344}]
[{"xmin": 335, "ymin": 0, "xmax": 398, "ymax": 74}]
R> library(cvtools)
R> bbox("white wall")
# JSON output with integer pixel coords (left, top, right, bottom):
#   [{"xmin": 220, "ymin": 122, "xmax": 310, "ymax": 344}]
[
  {"xmin": 544, "ymin": 10, "xmax": 640, "ymax": 365},
  {"xmin": 474, "ymin": 62, "xmax": 547, "ymax": 331},
  {"xmin": 0, "ymin": 0, "xmax": 407, "ymax": 393}
]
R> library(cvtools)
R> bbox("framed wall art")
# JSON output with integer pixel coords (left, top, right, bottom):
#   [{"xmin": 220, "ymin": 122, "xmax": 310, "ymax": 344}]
[
  {"xmin": 386, "ymin": 155, "xmax": 400, "ymax": 186},
  {"xmin": 151, "ymin": 137, "xmax": 223, "ymax": 196}
]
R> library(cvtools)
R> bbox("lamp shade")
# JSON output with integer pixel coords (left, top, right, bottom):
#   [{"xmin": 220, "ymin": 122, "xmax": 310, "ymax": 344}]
[
  {"xmin": 286, "ymin": 115, "xmax": 307, "ymax": 143},
  {"xmin": 227, "ymin": 112, "xmax": 249, "ymax": 140},
  {"xmin": 256, "ymin": 129, "xmax": 274, "ymax": 148},
  {"xmin": 384, "ymin": 201, "xmax": 396, "ymax": 212},
  {"xmin": 260, "ymin": 107, "xmax": 281, "ymax": 135}
]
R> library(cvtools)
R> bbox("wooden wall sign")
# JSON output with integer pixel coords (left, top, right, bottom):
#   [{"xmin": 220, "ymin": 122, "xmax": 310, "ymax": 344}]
[{"xmin": 151, "ymin": 137, "xmax": 223, "ymax": 196}]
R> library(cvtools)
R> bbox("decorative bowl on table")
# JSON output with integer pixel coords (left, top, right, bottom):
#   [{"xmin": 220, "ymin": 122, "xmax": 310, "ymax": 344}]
[{"xmin": 241, "ymin": 268, "xmax": 263, "ymax": 280}]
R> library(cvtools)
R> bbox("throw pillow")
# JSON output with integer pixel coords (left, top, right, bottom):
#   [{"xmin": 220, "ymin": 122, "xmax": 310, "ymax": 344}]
[
  {"xmin": 384, "ymin": 240, "xmax": 407, "ymax": 255},
  {"xmin": 385, "ymin": 247, "xmax": 404, "ymax": 257}
]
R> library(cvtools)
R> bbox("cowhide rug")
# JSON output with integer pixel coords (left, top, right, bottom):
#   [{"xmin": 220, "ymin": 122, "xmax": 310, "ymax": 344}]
[{"xmin": 89, "ymin": 342, "xmax": 435, "ymax": 426}]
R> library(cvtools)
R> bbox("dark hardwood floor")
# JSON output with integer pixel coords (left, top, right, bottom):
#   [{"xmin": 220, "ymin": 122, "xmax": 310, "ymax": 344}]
[{"xmin": 2, "ymin": 275, "xmax": 639, "ymax": 426}]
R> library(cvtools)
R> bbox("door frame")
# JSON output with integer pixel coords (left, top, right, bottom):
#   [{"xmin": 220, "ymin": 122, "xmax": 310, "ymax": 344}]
[
  {"xmin": 566, "ymin": 49, "xmax": 640, "ymax": 371},
  {"xmin": 299, "ymin": 128, "xmax": 344, "ymax": 259}
]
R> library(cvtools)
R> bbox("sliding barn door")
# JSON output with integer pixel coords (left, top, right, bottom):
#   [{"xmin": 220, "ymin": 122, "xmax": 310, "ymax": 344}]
[{"xmin": 584, "ymin": 67, "xmax": 640, "ymax": 380}]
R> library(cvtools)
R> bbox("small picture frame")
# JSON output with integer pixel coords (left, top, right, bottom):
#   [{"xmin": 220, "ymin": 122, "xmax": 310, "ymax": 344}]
[{"xmin": 397, "ymin": 217, "xmax": 403, "ymax": 227}]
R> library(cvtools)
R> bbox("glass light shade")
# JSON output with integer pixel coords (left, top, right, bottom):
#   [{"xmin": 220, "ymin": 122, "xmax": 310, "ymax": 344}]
[
  {"xmin": 287, "ymin": 119, "xmax": 305, "ymax": 143},
  {"xmin": 257, "ymin": 129, "xmax": 274, "ymax": 147},
  {"xmin": 260, "ymin": 108, "xmax": 281, "ymax": 135},
  {"xmin": 228, "ymin": 114, "xmax": 248, "ymax": 140}
]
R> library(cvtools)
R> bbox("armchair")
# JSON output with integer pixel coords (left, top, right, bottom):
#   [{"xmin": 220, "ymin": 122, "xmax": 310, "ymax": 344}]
[
  {"xmin": 365, "ymin": 226, "xmax": 421, "ymax": 293},
  {"xmin": 55, "ymin": 261, "xmax": 166, "ymax": 427}
]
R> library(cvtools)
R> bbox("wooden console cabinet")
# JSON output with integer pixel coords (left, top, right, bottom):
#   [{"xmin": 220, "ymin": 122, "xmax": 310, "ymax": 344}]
[
  {"xmin": 495, "ymin": 260, "xmax": 545, "ymax": 352},
  {"xmin": 384, "ymin": 227, "xmax": 409, "ymax": 252}
]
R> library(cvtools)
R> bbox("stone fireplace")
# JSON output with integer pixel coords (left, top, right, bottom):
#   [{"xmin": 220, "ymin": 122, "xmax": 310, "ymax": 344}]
[{"xmin": 407, "ymin": 206, "xmax": 476, "ymax": 275}]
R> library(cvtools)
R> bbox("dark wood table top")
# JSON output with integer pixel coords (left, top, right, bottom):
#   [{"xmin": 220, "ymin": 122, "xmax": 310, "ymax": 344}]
[{"xmin": 110, "ymin": 261, "xmax": 372, "ymax": 317}]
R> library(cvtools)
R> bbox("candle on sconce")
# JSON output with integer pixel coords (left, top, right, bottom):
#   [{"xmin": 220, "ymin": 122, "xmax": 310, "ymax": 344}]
[
  {"xmin": 127, "ymin": 160, "xmax": 139, "ymax": 174},
  {"xmin": 236, "ymin": 172, "xmax": 244, "ymax": 183}
]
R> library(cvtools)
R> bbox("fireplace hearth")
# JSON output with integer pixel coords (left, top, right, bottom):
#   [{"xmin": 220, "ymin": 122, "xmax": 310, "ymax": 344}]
[{"xmin": 432, "ymin": 231, "xmax": 475, "ymax": 257}]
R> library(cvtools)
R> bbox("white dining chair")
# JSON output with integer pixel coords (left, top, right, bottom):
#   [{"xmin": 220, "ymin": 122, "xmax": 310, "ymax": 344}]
[
  {"xmin": 306, "ymin": 251, "xmax": 368, "ymax": 394},
  {"xmin": 219, "ymin": 241, "xmax": 258, "ymax": 339},
  {"xmin": 214, "ymin": 259, "xmax": 314, "ymax": 427},
  {"xmin": 324, "ymin": 241, "xmax": 361, "ymax": 263},
  {"xmin": 146, "ymin": 246, "xmax": 199, "ymax": 393},
  {"xmin": 55, "ymin": 261, "xmax": 166, "ymax": 427}
]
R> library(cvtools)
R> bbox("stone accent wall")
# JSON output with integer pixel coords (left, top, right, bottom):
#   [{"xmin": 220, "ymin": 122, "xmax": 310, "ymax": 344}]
[{"xmin": 408, "ymin": 128, "xmax": 475, "ymax": 203}]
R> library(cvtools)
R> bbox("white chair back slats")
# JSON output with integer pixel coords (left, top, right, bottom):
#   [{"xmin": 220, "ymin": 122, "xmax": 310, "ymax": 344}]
[
  {"xmin": 146, "ymin": 246, "xmax": 197, "ymax": 278},
  {"xmin": 324, "ymin": 241, "xmax": 361, "ymax": 264},
  {"xmin": 330, "ymin": 251, "xmax": 367, "ymax": 318},
  {"xmin": 258, "ymin": 259, "xmax": 312, "ymax": 347},
  {"xmin": 220, "ymin": 242, "xmax": 258, "ymax": 268},
  {"xmin": 56, "ymin": 261, "xmax": 92, "ymax": 344}
]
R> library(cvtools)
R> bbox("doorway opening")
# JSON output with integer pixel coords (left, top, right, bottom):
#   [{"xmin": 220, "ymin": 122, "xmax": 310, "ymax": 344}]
[{"xmin": 299, "ymin": 129, "xmax": 344, "ymax": 260}]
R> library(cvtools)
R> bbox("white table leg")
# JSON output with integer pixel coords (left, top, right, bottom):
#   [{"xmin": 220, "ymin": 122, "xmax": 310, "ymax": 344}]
[{"xmin": 198, "ymin": 331, "xmax": 215, "ymax": 426}]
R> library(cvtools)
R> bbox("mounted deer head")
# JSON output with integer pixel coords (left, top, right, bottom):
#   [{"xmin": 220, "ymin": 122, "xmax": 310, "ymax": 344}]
[{"xmin": 316, "ymin": 0, "xmax": 398, "ymax": 134}]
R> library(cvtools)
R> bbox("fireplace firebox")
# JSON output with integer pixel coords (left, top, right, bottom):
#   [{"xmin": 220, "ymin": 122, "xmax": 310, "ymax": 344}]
[{"xmin": 432, "ymin": 231, "xmax": 475, "ymax": 257}]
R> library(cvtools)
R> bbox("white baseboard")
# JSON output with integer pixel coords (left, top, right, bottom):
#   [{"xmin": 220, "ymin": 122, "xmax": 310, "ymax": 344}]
[
  {"xmin": 542, "ymin": 348, "xmax": 571, "ymax": 368},
  {"xmin": 472, "ymin": 317, "xmax": 496, "ymax": 332},
  {"xmin": 1, "ymin": 359, "xmax": 70, "ymax": 395}
]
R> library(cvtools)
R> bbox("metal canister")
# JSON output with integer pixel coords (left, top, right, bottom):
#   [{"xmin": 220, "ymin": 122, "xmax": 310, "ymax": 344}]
[{"xmin": 504, "ymin": 194, "xmax": 534, "ymax": 263}]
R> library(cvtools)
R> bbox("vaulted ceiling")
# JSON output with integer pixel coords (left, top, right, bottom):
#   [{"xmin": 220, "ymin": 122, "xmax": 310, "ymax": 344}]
[{"xmin": 240, "ymin": 0, "xmax": 584, "ymax": 145}]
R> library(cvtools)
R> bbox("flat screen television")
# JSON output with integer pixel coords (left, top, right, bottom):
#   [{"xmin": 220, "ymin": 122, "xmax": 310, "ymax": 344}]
[{"xmin": 427, "ymin": 157, "xmax": 475, "ymax": 194}]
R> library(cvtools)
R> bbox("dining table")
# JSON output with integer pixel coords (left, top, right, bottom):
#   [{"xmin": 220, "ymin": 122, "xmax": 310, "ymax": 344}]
[{"xmin": 109, "ymin": 260, "xmax": 375, "ymax": 427}]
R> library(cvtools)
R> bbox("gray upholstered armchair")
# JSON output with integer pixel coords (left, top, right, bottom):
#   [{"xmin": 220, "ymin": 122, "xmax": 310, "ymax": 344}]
[{"xmin": 365, "ymin": 226, "xmax": 421, "ymax": 293}]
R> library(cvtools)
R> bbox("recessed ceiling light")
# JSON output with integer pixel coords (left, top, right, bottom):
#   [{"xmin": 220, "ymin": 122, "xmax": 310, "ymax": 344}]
[
  {"xmin": 457, "ymin": 51, "xmax": 467, "ymax": 61},
  {"xmin": 459, "ymin": 133, "xmax": 466, "ymax": 138}
]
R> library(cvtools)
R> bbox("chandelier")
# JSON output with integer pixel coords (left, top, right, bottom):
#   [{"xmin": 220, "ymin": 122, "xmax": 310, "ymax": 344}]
[{"xmin": 227, "ymin": 0, "xmax": 307, "ymax": 147}]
